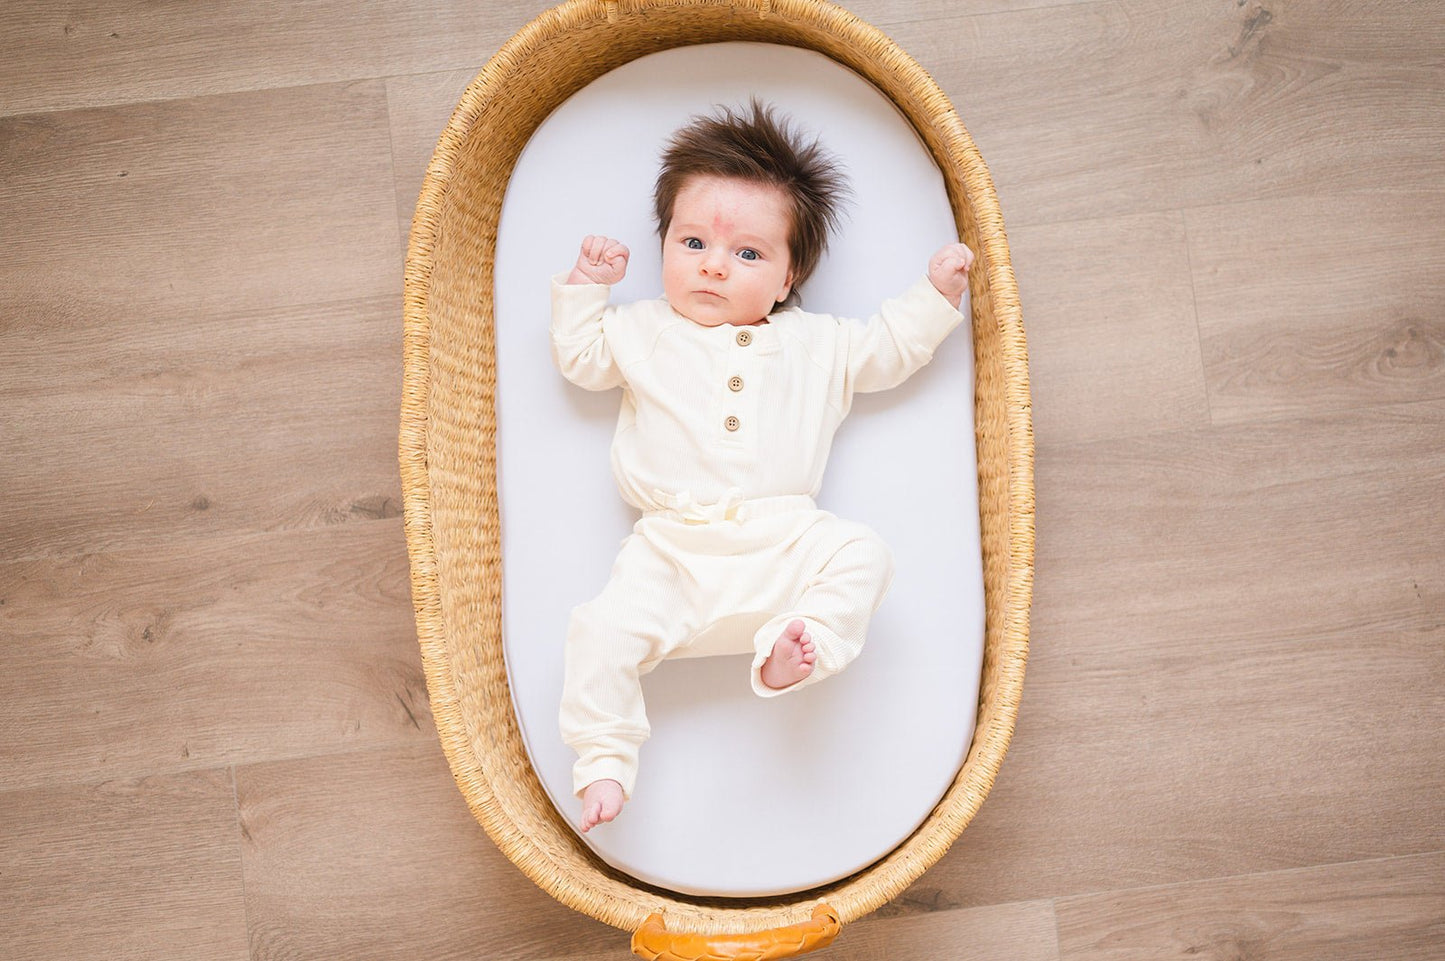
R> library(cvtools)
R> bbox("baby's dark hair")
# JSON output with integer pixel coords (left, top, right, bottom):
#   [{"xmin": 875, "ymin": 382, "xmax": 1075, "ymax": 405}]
[{"xmin": 653, "ymin": 99, "xmax": 848, "ymax": 309}]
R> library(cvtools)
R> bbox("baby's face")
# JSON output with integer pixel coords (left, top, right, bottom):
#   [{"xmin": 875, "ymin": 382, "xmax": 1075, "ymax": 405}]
[{"xmin": 661, "ymin": 175, "xmax": 793, "ymax": 327}]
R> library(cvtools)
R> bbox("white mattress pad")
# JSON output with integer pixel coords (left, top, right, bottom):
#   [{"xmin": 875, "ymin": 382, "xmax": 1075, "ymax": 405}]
[{"xmin": 493, "ymin": 42, "xmax": 985, "ymax": 897}]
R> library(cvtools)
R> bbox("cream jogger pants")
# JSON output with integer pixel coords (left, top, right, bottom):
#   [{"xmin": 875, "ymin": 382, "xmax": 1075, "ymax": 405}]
[{"xmin": 559, "ymin": 491, "xmax": 895, "ymax": 799}]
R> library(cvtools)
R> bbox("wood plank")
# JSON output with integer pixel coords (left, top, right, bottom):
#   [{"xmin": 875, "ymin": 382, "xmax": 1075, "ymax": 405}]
[
  {"xmin": 1187, "ymin": 190, "xmax": 1445, "ymax": 425},
  {"xmin": 912, "ymin": 400, "xmax": 1445, "ymax": 902},
  {"xmin": 832, "ymin": 899, "xmax": 1059, "ymax": 961},
  {"xmin": 1009, "ymin": 211, "xmax": 1209, "ymax": 445},
  {"xmin": 0, "ymin": 78, "xmax": 404, "ymax": 561},
  {"xmin": 0, "ymin": 768, "xmax": 249, "ymax": 961},
  {"xmin": 2, "ymin": 1, "xmax": 1443, "ymax": 957},
  {"xmin": 901, "ymin": 0, "xmax": 1445, "ymax": 227},
  {"xmin": 236, "ymin": 744, "xmax": 617, "ymax": 961},
  {"xmin": 894, "ymin": 0, "xmax": 1195, "ymax": 227},
  {"xmin": 538, "ymin": 898, "xmax": 1062, "ymax": 961},
  {"xmin": 0, "ymin": 0, "xmax": 544, "ymax": 117},
  {"xmin": 235, "ymin": 744, "xmax": 1059, "ymax": 961},
  {"xmin": 0, "ymin": 295, "xmax": 403, "ymax": 561},
  {"xmin": 0, "ymin": 81, "xmax": 400, "ymax": 321},
  {"xmin": 385, "ymin": 68, "xmax": 481, "ymax": 251},
  {"xmin": 830, "ymin": 0, "xmax": 1100, "ymax": 29},
  {"xmin": 0, "ymin": 519, "xmax": 429, "ymax": 790},
  {"xmin": 1055, "ymin": 851, "xmax": 1445, "ymax": 961},
  {"xmin": 1170, "ymin": 0, "xmax": 1445, "ymax": 209}
]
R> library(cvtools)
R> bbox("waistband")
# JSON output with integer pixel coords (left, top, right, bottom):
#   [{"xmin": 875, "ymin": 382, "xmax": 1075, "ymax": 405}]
[{"xmin": 643, "ymin": 488, "xmax": 817, "ymax": 525}]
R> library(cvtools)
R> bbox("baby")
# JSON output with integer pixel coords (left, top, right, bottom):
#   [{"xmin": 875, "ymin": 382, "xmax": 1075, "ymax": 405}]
[{"xmin": 551, "ymin": 100, "xmax": 974, "ymax": 833}]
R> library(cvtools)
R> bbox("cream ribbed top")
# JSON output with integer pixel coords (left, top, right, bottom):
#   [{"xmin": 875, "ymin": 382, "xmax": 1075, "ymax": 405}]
[{"xmin": 550, "ymin": 274, "xmax": 963, "ymax": 513}]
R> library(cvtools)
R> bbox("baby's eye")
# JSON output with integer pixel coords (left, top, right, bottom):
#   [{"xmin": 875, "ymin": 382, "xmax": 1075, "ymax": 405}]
[
  {"xmin": 738, "ymin": 248, "xmax": 759, "ymax": 261},
  {"xmin": 684, "ymin": 237, "xmax": 704, "ymax": 250}
]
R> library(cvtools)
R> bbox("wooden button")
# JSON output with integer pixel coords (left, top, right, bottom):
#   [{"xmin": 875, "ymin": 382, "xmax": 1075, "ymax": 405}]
[
  {"xmin": 735, "ymin": 329, "xmax": 753, "ymax": 347},
  {"xmin": 728, "ymin": 376, "xmax": 744, "ymax": 392},
  {"xmin": 724, "ymin": 416, "xmax": 740, "ymax": 432}
]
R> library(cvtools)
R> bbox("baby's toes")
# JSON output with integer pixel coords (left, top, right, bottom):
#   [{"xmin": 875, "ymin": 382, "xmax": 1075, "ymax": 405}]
[
  {"xmin": 801, "ymin": 649, "xmax": 816, "ymax": 665},
  {"xmin": 786, "ymin": 619, "xmax": 807, "ymax": 639}
]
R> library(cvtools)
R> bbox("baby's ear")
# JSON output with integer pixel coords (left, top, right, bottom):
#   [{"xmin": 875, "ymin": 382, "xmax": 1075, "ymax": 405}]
[{"xmin": 777, "ymin": 271, "xmax": 794, "ymax": 304}]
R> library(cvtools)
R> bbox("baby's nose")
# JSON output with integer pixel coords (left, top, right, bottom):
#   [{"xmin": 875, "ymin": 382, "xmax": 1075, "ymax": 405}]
[{"xmin": 700, "ymin": 250, "xmax": 727, "ymax": 275}]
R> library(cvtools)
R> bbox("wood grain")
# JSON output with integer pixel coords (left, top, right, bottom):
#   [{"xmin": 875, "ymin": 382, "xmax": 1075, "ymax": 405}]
[
  {"xmin": 1008, "ymin": 211, "xmax": 1209, "ymax": 445},
  {"xmin": 0, "ymin": 81, "xmax": 401, "ymax": 319},
  {"xmin": 896, "ymin": 0, "xmax": 1201, "ymax": 227},
  {"xmin": 1187, "ymin": 190, "xmax": 1445, "ymax": 425},
  {"xmin": 0, "ymin": 519, "xmax": 429, "ymax": 790},
  {"xmin": 821, "ymin": 0, "xmax": 1100, "ymax": 29},
  {"xmin": 0, "ymin": 0, "xmax": 540, "ymax": 117},
  {"xmin": 385, "ymin": 68, "xmax": 482, "ymax": 251},
  {"xmin": 911, "ymin": 400, "xmax": 1445, "ymax": 903},
  {"xmin": 903, "ymin": 0, "xmax": 1445, "ymax": 227},
  {"xmin": 2, "ymin": 0, "xmax": 1444, "ymax": 958},
  {"xmin": 1055, "ymin": 851, "xmax": 1445, "ymax": 961},
  {"xmin": 0, "ymin": 768, "xmax": 249, "ymax": 961},
  {"xmin": 828, "ymin": 899, "xmax": 1060, "ymax": 961},
  {"xmin": 236, "ymin": 744, "xmax": 615, "ymax": 961},
  {"xmin": 1171, "ymin": 0, "xmax": 1445, "ymax": 209},
  {"xmin": 0, "ymin": 81, "xmax": 407, "ymax": 560},
  {"xmin": 0, "ymin": 295, "xmax": 404, "ymax": 561}
]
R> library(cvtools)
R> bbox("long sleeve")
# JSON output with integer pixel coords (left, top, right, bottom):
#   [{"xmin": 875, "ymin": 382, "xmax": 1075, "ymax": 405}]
[
  {"xmin": 843, "ymin": 275, "xmax": 964, "ymax": 396},
  {"xmin": 550, "ymin": 273, "xmax": 627, "ymax": 391}
]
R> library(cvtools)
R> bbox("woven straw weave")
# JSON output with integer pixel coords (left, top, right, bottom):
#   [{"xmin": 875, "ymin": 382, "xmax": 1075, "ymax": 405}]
[{"xmin": 400, "ymin": 0, "xmax": 1033, "ymax": 939}]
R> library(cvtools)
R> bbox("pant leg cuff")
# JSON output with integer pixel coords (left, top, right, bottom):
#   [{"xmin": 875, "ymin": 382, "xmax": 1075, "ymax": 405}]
[{"xmin": 572, "ymin": 752, "xmax": 639, "ymax": 800}]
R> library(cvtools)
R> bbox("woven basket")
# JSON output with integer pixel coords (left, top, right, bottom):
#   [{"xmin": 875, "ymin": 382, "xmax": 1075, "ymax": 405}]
[{"xmin": 399, "ymin": 0, "xmax": 1033, "ymax": 956}]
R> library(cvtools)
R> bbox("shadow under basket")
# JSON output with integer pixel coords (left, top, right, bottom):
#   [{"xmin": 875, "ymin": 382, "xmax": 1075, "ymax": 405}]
[{"xmin": 398, "ymin": 1, "xmax": 1034, "ymax": 957}]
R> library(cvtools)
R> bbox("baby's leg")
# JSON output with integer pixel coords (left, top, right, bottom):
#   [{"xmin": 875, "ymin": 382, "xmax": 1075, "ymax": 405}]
[
  {"xmin": 753, "ymin": 518, "xmax": 895, "ymax": 697},
  {"xmin": 559, "ymin": 530, "xmax": 692, "ymax": 827},
  {"xmin": 560, "ymin": 603, "xmax": 657, "ymax": 816}
]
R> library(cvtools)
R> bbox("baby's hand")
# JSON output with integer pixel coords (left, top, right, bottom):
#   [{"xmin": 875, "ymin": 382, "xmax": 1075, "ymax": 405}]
[
  {"xmin": 927, "ymin": 242, "xmax": 975, "ymax": 309},
  {"xmin": 568, "ymin": 235, "xmax": 630, "ymax": 286}
]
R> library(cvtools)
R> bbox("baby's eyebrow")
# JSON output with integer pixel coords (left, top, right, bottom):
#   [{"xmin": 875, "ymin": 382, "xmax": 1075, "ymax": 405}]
[{"xmin": 670, "ymin": 222, "xmax": 780, "ymax": 250}]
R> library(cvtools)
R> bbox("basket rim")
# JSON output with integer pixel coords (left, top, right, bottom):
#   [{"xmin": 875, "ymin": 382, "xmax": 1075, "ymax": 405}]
[{"xmin": 400, "ymin": 0, "xmax": 1033, "ymax": 936}]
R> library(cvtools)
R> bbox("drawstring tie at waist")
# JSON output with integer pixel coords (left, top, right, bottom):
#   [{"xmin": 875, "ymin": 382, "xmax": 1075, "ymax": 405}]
[{"xmin": 646, "ymin": 488, "xmax": 816, "ymax": 525}]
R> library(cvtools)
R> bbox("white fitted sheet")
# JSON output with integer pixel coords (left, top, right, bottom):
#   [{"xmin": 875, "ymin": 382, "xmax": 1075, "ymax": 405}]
[{"xmin": 493, "ymin": 42, "xmax": 984, "ymax": 898}]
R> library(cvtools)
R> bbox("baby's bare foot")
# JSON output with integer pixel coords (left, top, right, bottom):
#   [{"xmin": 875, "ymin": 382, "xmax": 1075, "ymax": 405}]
[
  {"xmin": 580, "ymin": 779, "xmax": 625, "ymax": 833},
  {"xmin": 760, "ymin": 619, "xmax": 817, "ymax": 690}
]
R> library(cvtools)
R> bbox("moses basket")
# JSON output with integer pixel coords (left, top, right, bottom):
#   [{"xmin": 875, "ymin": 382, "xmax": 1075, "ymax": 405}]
[{"xmin": 399, "ymin": 0, "xmax": 1033, "ymax": 956}]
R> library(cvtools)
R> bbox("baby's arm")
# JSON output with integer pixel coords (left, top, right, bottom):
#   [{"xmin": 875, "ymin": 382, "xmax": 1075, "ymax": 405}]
[
  {"xmin": 927, "ymin": 241, "xmax": 975, "ymax": 309},
  {"xmin": 551, "ymin": 236, "xmax": 634, "ymax": 391},
  {"xmin": 841, "ymin": 241, "xmax": 975, "ymax": 396},
  {"xmin": 567, "ymin": 235, "xmax": 630, "ymax": 286}
]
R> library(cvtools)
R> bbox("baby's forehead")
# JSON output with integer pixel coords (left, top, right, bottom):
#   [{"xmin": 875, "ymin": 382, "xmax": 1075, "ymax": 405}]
[{"xmin": 673, "ymin": 173, "xmax": 794, "ymax": 217}]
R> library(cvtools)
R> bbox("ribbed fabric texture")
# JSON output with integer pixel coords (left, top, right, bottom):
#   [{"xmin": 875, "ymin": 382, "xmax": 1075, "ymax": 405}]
[
  {"xmin": 551, "ymin": 276, "xmax": 963, "ymax": 799},
  {"xmin": 560, "ymin": 509, "xmax": 895, "ymax": 799},
  {"xmin": 550, "ymin": 274, "xmax": 964, "ymax": 512}
]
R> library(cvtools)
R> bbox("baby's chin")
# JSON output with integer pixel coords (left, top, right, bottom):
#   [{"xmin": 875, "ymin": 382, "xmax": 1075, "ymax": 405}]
[{"xmin": 668, "ymin": 297, "xmax": 764, "ymax": 328}]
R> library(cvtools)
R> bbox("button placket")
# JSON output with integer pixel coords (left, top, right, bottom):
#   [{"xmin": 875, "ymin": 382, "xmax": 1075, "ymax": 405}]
[{"xmin": 720, "ymin": 325, "xmax": 757, "ymax": 442}]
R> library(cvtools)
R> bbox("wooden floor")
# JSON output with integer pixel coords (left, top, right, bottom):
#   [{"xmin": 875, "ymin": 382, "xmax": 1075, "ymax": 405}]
[{"xmin": 3, "ymin": 1, "xmax": 1442, "ymax": 958}]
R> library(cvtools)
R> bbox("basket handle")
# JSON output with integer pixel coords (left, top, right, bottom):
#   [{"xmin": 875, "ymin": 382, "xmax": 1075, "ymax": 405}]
[{"xmin": 631, "ymin": 903, "xmax": 841, "ymax": 961}]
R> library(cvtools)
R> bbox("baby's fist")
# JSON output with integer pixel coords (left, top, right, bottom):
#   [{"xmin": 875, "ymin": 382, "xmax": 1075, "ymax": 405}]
[
  {"xmin": 927, "ymin": 242, "xmax": 975, "ymax": 309},
  {"xmin": 569, "ymin": 235, "xmax": 630, "ymax": 286}
]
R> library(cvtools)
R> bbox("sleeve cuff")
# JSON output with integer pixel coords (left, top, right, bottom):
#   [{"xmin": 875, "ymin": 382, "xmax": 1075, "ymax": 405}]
[{"xmin": 550, "ymin": 271, "xmax": 614, "ymax": 342}]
